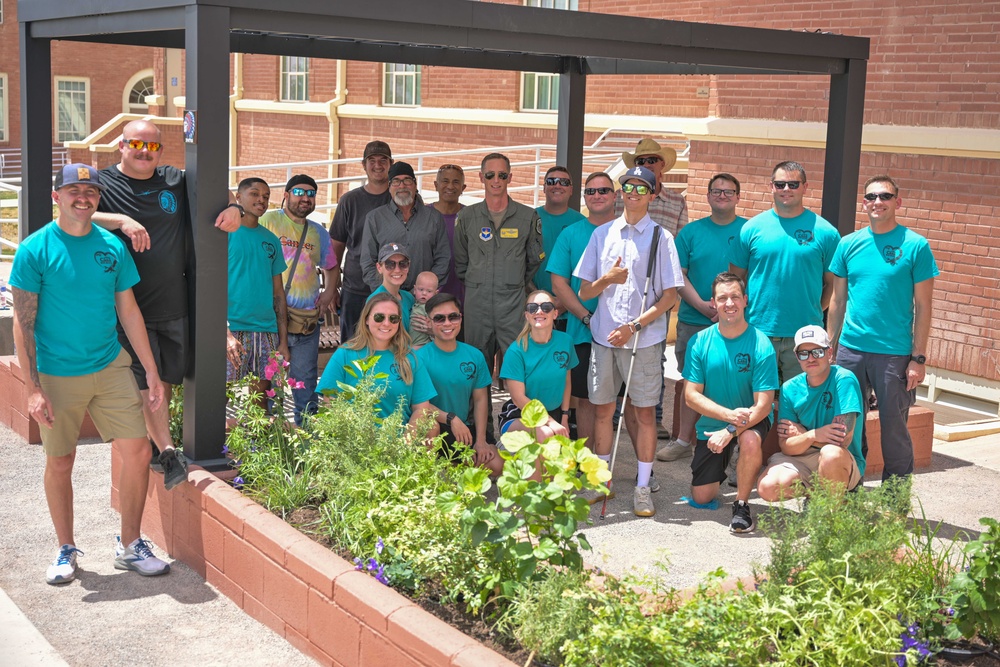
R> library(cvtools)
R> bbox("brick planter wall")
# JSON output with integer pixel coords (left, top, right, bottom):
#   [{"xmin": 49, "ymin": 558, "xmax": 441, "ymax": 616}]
[
  {"xmin": 0, "ymin": 356, "xmax": 100, "ymax": 444},
  {"xmin": 109, "ymin": 450, "xmax": 515, "ymax": 667}
]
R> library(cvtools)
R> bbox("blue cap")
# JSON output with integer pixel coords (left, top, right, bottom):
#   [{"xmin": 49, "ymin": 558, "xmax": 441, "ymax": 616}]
[
  {"xmin": 54, "ymin": 163, "xmax": 106, "ymax": 191},
  {"xmin": 618, "ymin": 165, "xmax": 655, "ymax": 190}
]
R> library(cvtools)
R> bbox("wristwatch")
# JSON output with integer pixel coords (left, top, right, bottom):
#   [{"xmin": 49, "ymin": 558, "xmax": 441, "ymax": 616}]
[
  {"xmin": 910, "ymin": 354, "xmax": 926, "ymax": 364},
  {"xmin": 227, "ymin": 202, "xmax": 246, "ymax": 217},
  {"xmin": 726, "ymin": 424, "xmax": 738, "ymax": 436},
  {"xmin": 442, "ymin": 411, "xmax": 456, "ymax": 425},
  {"xmin": 581, "ymin": 312, "xmax": 592, "ymax": 326},
  {"xmin": 631, "ymin": 320, "xmax": 642, "ymax": 332}
]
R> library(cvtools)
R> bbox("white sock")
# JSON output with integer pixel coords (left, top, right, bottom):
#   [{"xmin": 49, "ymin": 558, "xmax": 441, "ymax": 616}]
[
  {"xmin": 598, "ymin": 454, "xmax": 611, "ymax": 463},
  {"xmin": 675, "ymin": 439, "xmax": 691, "ymax": 448},
  {"xmin": 637, "ymin": 461, "xmax": 653, "ymax": 487}
]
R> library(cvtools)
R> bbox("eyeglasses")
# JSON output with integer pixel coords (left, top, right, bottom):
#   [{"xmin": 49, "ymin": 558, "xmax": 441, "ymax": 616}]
[
  {"xmin": 381, "ymin": 258, "xmax": 410, "ymax": 270},
  {"xmin": 389, "ymin": 177, "xmax": 416, "ymax": 188},
  {"xmin": 709, "ymin": 188, "xmax": 738, "ymax": 197},
  {"xmin": 634, "ymin": 157, "xmax": 661, "ymax": 166},
  {"xmin": 621, "ymin": 183, "xmax": 651, "ymax": 195},
  {"xmin": 125, "ymin": 138, "xmax": 162, "ymax": 152},
  {"xmin": 431, "ymin": 312, "xmax": 463, "ymax": 324},
  {"xmin": 772, "ymin": 181, "xmax": 802, "ymax": 190},
  {"xmin": 483, "ymin": 171, "xmax": 510, "ymax": 181},
  {"xmin": 863, "ymin": 192, "xmax": 896, "ymax": 202},
  {"xmin": 372, "ymin": 313, "xmax": 401, "ymax": 324},
  {"xmin": 290, "ymin": 187, "xmax": 317, "ymax": 197},
  {"xmin": 584, "ymin": 187, "xmax": 614, "ymax": 196},
  {"xmin": 545, "ymin": 177, "xmax": 572, "ymax": 187},
  {"xmin": 525, "ymin": 302, "xmax": 556, "ymax": 314},
  {"xmin": 795, "ymin": 348, "xmax": 828, "ymax": 361}
]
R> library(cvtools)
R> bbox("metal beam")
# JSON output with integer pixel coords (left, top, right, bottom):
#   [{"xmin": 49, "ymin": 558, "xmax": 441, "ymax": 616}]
[
  {"xmin": 61, "ymin": 31, "xmax": 185, "ymax": 49},
  {"xmin": 26, "ymin": 8, "xmax": 185, "ymax": 39},
  {"xmin": 556, "ymin": 60, "xmax": 587, "ymax": 211},
  {"xmin": 822, "ymin": 58, "xmax": 868, "ymax": 236},
  {"xmin": 18, "ymin": 23, "xmax": 52, "ymax": 238},
  {"xmin": 584, "ymin": 57, "xmax": 837, "ymax": 77},
  {"xmin": 182, "ymin": 3, "xmax": 232, "ymax": 466}
]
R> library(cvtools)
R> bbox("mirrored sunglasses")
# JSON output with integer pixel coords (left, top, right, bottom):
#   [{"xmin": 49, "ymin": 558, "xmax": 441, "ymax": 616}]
[
  {"xmin": 125, "ymin": 138, "xmax": 162, "ymax": 152},
  {"xmin": 621, "ymin": 183, "xmax": 651, "ymax": 195},
  {"xmin": 545, "ymin": 177, "xmax": 572, "ymax": 187},
  {"xmin": 290, "ymin": 187, "xmax": 317, "ymax": 197},
  {"xmin": 796, "ymin": 348, "xmax": 828, "ymax": 361},
  {"xmin": 483, "ymin": 171, "xmax": 510, "ymax": 181}
]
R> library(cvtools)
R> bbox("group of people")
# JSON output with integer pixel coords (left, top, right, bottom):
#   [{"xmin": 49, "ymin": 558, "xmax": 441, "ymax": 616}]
[{"xmin": 10, "ymin": 126, "xmax": 937, "ymax": 584}]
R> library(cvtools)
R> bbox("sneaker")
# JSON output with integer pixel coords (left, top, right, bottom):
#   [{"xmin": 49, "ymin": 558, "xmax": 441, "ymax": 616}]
[
  {"xmin": 637, "ymin": 472, "xmax": 661, "ymax": 493},
  {"xmin": 114, "ymin": 537, "xmax": 170, "ymax": 576},
  {"xmin": 581, "ymin": 485, "xmax": 615, "ymax": 505},
  {"xmin": 730, "ymin": 500, "xmax": 755, "ymax": 533},
  {"xmin": 159, "ymin": 448, "xmax": 189, "ymax": 491},
  {"xmin": 46, "ymin": 544, "xmax": 84, "ymax": 585},
  {"xmin": 656, "ymin": 440, "xmax": 693, "ymax": 462},
  {"xmin": 149, "ymin": 438, "xmax": 164, "ymax": 473},
  {"xmin": 633, "ymin": 486, "xmax": 655, "ymax": 517}
]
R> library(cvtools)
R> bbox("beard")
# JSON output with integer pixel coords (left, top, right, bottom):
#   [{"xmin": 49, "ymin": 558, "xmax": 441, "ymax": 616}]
[{"xmin": 392, "ymin": 190, "xmax": 415, "ymax": 208}]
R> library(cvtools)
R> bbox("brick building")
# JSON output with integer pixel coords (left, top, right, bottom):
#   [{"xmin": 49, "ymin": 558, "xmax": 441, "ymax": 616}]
[{"xmin": 2, "ymin": 0, "xmax": 998, "ymax": 413}]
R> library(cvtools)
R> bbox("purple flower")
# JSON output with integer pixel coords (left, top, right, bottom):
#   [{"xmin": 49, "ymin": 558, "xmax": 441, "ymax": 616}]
[
  {"xmin": 233, "ymin": 476, "xmax": 244, "ymax": 489},
  {"xmin": 221, "ymin": 445, "xmax": 229, "ymax": 455},
  {"xmin": 376, "ymin": 537, "xmax": 385, "ymax": 555}
]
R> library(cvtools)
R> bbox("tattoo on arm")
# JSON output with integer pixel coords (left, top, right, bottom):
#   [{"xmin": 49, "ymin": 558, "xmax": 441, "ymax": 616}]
[{"xmin": 11, "ymin": 287, "xmax": 41, "ymax": 386}]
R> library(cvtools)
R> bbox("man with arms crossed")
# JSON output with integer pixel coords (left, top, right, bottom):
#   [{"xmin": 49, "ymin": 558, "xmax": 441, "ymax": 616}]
[
  {"xmin": 758, "ymin": 326, "xmax": 864, "ymax": 500},
  {"xmin": 827, "ymin": 175, "xmax": 938, "ymax": 479},
  {"xmin": 11, "ymin": 165, "xmax": 170, "ymax": 584},
  {"xmin": 684, "ymin": 273, "xmax": 777, "ymax": 533}
]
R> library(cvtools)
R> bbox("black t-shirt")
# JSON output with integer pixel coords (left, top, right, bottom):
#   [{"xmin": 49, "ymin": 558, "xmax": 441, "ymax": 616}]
[
  {"xmin": 98, "ymin": 165, "xmax": 189, "ymax": 322},
  {"xmin": 330, "ymin": 186, "xmax": 390, "ymax": 295}
]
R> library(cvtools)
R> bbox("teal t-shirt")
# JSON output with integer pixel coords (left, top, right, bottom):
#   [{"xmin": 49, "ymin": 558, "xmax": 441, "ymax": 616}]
[
  {"xmin": 10, "ymin": 221, "xmax": 139, "ymax": 377},
  {"xmin": 546, "ymin": 219, "xmax": 600, "ymax": 345},
  {"xmin": 316, "ymin": 346, "xmax": 436, "ymax": 423},
  {"xmin": 829, "ymin": 225, "xmax": 938, "ymax": 356},
  {"xmin": 499, "ymin": 330, "xmax": 579, "ymax": 411},
  {"xmin": 675, "ymin": 215, "xmax": 748, "ymax": 326},
  {"xmin": 729, "ymin": 209, "xmax": 840, "ymax": 337},
  {"xmin": 368, "ymin": 285, "xmax": 415, "ymax": 333},
  {"xmin": 534, "ymin": 206, "xmax": 587, "ymax": 294},
  {"xmin": 416, "ymin": 341, "xmax": 491, "ymax": 423},
  {"xmin": 228, "ymin": 224, "xmax": 288, "ymax": 332},
  {"xmin": 683, "ymin": 324, "xmax": 779, "ymax": 438},
  {"xmin": 778, "ymin": 365, "xmax": 866, "ymax": 476}
]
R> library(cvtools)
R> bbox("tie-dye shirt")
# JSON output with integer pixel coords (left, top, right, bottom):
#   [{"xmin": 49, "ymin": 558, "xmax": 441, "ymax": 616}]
[{"xmin": 259, "ymin": 209, "xmax": 337, "ymax": 310}]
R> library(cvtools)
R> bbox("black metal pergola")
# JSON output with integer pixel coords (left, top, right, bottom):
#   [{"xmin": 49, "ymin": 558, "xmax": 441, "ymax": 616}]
[{"xmin": 19, "ymin": 0, "xmax": 868, "ymax": 464}]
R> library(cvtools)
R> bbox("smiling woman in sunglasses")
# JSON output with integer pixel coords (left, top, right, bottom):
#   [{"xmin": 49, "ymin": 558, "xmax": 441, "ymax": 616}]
[
  {"xmin": 317, "ymin": 291, "xmax": 437, "ymax": 431},
  {"xmin": 366, "ymin": 242, "xmax": 415, "ymax": 332}
]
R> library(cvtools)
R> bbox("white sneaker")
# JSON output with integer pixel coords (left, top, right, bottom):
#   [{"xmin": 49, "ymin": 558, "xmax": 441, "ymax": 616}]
[
  {"xmin": 656, "ymin": 440, "xmax": 693, "ymax": 462},
  {"xmin": 114, "ymin": 537, "xmax": 170, "ymax": 577},
  {"xmin": 46, "ymin": 544, "xmax": 84, "ymax": 585},
  {"xmin": 633, "ymin": 486, "xmax": 656, "ymax": 517}
]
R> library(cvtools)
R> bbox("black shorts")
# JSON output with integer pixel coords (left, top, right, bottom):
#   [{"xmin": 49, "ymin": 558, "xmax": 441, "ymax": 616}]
[
  {"xmin": 118, "ymin": 316, "xmax": 189, "ymax": 389},
  {"xmin": 497, "ymin": 398, "xmax": 562, "ymax": 436},
  {"xmin": 571, "ymin": 343, "xmax": 591, "ymax": 399},
  {"xmin": 690, "ymin": 417, "xmax": 771, "ymax": 487}
]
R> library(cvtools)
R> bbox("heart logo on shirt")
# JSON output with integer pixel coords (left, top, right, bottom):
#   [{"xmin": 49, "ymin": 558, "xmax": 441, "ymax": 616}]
[
  {"xmin": 734, "ymin": 353, "xmax": 751, "ymax": 373},
  {"xmin": 882, "ymin": 245, "xmax": 902, "ymax": 266},
  {"xmin": 93, "ymin": 251, "xmax": 118, "ymax": 273},
  {"xmin": 822, "ymin": 390, "xmax": 833, "ymax": 409},
  {"xmin": 553, "ymin": 351, "xmax": 570, "ymax": 369},
  {"xmin": 262, "ymin": 241, "xmax": 277, "ymax": 261},
  {"xmin": 793, "ymin": 229, "xmax": 814, "ymax": 246},
  {"xmin": 390, "ymin": 363, "xmax": 401, "ymax": 380},
  {"xmin": 460, "ymin": 361, "xmax": 476, "ymax": 380}
]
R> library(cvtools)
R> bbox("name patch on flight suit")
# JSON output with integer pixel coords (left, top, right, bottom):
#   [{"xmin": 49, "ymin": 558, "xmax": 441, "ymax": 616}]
[
  {"xmin": 480, "ymin": 227, "xmax": 493, "ymax": 241},
  {"xmin": 500, "ymin": 228, "xmax": 519, "ymax": 239}
]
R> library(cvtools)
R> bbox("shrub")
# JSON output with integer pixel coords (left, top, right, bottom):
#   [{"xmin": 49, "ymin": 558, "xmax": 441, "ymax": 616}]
[{"xmin": 948, "ymin": 517, "xmax": 1000, "ymax": 642}]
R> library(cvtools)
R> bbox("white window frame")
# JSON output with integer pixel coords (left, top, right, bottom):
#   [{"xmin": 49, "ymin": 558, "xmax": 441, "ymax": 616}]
[
  {"xmin": 0, "ymin": 1, "xmax": 4, "ymax": 25},
  {"xmin": 123, "ymin": 69, "xmax": 156, "ymax": 113},
  {"xmin": 280, "ymin": 56, "xmax": 309, "ymax": 102},
  {"xmin": 55, "ymin": 77, "xmax": 90, "ymax": 143},
  {"xmin": 521, "ymin": 0, "xmax": 576, "ymax": 111},
  {"xmin": 525, "ymin": 0, "xmax": 578, "ymax": 10},
  {"xmin": 0, "ymin": 74, "xmax": 7, "ymax": 142},
  {"xmin": 382, "ymin": 64, "xmax": 422, "ymax": 107}
]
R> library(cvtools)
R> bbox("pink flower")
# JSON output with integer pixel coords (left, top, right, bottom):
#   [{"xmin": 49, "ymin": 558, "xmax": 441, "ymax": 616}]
[
  {"xmin": 282, "ymin": 360, "xmax": 290, "ymax": 368},
  {"xmin": 265, "ymin": 389, "xmax": 276, "ymax": 398},
  {"xmin": 293, "ymin": 380, "xmax": 306, "ymax": 389},
  {"xmin": 264, "ymin": 358, "xmax": 279, "ymax": 381}
]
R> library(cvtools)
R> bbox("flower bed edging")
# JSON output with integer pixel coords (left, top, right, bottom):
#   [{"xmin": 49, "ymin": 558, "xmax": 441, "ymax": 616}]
[{"xmin": 110, "ymin": 449, "xmax": 516, "ymax": 667}]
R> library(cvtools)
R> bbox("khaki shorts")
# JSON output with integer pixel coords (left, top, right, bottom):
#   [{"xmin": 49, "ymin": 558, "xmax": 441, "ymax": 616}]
[
  {"xmin": 588, "ymin": 341, "xmax": 665, "ymax": 408},
  {"xmin": 38, "ymin": 349, "xmax": 148, "ymax": 457},
  {"xmin": 761, "ymin": 447, "xmax": 862, "ymax": 491}
]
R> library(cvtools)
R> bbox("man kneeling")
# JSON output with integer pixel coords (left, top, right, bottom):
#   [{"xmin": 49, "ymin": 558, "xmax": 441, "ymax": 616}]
[{"xmin": 758, "ymin": 325, "xmax": 865, "ymax": 500}]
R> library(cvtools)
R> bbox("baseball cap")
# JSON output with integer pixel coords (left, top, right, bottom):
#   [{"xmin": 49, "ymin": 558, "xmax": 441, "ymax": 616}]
[
  {"xmin": 794, "ymin": 325, "xmax": 831, "ymax": 350},
  {"xmin": 363, "ymin": 140, "xmax": 392, "ymax": 161},
  {"xmin": 618, "ymin": 166, "xmax": 656, "ymax": 191},
  {"xmin": 388, "ymin": 161, "xmax": 415, "ymax": 181},
  {"xmin": 378, "ymin": 242, "xmax": 410, "ymax": 263},
  {"xmin": 54, "ymin": 163, "xmax": 106, "ymax": 191},
  {"xmin": 285, "ymin": 174, "xmax": 318, "ymax": 192}
]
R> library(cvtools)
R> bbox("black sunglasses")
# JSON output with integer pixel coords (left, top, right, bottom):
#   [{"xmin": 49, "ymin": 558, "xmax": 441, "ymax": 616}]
[
  {"xmin": 372, "ymin": 313, "xmax": 401, "ymax": 324},
  {"xmin": 381, "ymin": 258, "xmax": 410, "ymax": 270},
  {"xmin": 863, "ymin": 192, "xmax": 896, "ymax": 202},
  {"xmin": 545, "ymin": 177, "xmax": 571, "ymax": 187},
  {"xmin": 431, "ymin": 312, "xmax": 463, "ymax": 324},
  {"xmin": 634, "ymin": 157, "xmax": 661, "ymax": 166},
  {"xmin": 584, "ymin": 187, "xmax": 614, "ymax": 195},
  {"xmin": 772, "ymin": 181, "xmax": 802, "ymax": 190},
  {"xmin": 483, "ymin": 171, "xmax": 510, "ymax": 181},
  {"xmin": 526, "ymin": 302, "xmax": 556, "ymax": 314},
  {"xmin": 796, "ymin": 348, "xmax": 828, "ymax": 361}
]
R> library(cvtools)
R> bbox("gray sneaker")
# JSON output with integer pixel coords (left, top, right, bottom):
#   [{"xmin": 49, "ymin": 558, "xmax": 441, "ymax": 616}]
[
  {"xmin": 115, "ymin": 537, "xmax": 170, "ymax": 577},
  {"xmin": 656, "ymin": 440, "xmax": 693, "ymax": 462},
  {"xmin": 633, "ymin": 486, "xmax": 655, "ymax": 517},
  {"xmin": 637, "ymin": 472, "xmax": 661, "ymax": 493},
  {"xmin": 46, "ymin": 544, "xmax": 84, "ymax": 585}
]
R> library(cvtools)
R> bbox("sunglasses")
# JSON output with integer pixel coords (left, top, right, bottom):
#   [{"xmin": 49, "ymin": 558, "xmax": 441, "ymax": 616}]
[
  {"xmin": 772, "ymin": 181, "xmax": 802, "ymax": 190},
  {"xmin": 290, "ymin": 187, "xmax": 317, "ymax": 197},
  {"xmin": 372, "ymin": 313, "xmax": 401, "ymax": 324},
  {"xmin": 431, "ymin": 312, "xmax": 463, "ymax": 324},
  {"xmin": 863, "ymin": 192, "xmax": 896, "ymax": 202},
  {"xmin": 584, "ymin": 187, "xmax": 614, "ymax": 196},
  {"xmin": 483, "ymin": 171, "xmax": 510, "ymax": 181},
  {"xmin": 125, "ymin": 138, "xmax": 162, "ymax": 152},
  {"xmin": 389, "ymin": 177, "xmax": 416, "ymax": 188},
  {"xmin": 621, "ymin": 183, "xmax": 651, "ymax": 195},
  {"xmin": 381, "ymin": 258, "xmax": 410, "ymax": 270},
  {"xmin": 709, "ymin": 188, "xmax": 738, "ymax": 197},
  {"xmin": 634, "ymin": 157, "xmax": 661, "ymax": 166},
  {"xmin": 796, "ymin": 348, "xmax": 828, "ymax": 361},
  {"xmin": 545, "ymin": 177, "xmax": 572, "ymax": 187},
  {"xmin": 526, "ymin": 302, "xmax": 556, "ymax": 314},
  {"xmin": 438, "ymin": 163, "xmax": 464, "ymax": 173}
]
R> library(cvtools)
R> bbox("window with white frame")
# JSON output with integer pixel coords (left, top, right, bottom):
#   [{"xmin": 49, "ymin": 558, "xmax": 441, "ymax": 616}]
[
  {"xmin": 280, "ymin": 56, "xmax": 309, "ymax": 102},
  {"xmin": 0, "ymin": 1, "xmax": 4, "ymax": 24},
  {"xmin": 521, "ymin": 0, "xmax": 577, "ymax": 111},
  {"xmin": 127, "ymin": 74, "xmax": 156, "ymax": 113},
  {"xmin": 383, "ymin": 64, "xmax": 422, "ymax": 106},
  {"xmin": 0, "ymin": 75, "xmax": 6, "ymax": 142},
  {"xmin": 55, "ymin": 78, "xmax": 90, "ymax": 142}
]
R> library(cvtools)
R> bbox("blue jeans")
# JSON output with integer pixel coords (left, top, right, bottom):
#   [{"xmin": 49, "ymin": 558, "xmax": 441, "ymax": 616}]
[{"xmin": 288, "ymin": 327, "xmax": 321, "ymax": 426}]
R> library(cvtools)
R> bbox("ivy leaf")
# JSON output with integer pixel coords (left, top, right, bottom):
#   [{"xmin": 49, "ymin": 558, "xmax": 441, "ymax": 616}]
[
  {"xmin": 500, "ymin": 430, "xmax": 535, "ymax": 453},
  {"xmin": 520, "ymin": 399, "xmax": 549, "ymax": 429}
]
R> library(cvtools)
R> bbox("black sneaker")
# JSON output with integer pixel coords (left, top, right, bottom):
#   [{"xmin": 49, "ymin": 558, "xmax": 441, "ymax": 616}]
[
  {"xmin": 160, "ymin": 448, "xmax": 189, "ymax": 491},
  {"xmin": 730, "ymin": 500, "xmax": 755, "ymax": 533}
]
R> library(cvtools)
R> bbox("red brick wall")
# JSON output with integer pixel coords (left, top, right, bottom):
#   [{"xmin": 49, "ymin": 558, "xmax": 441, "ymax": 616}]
[{"xmin": 235, "ymin": 112, "xmax": 329, "ymax": 187}]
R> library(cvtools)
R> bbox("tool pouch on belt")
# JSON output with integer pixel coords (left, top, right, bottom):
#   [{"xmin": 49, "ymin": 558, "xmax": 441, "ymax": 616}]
[{"xmin": 287, "ymin": 307, "xmax": 320, "ymax": 335}]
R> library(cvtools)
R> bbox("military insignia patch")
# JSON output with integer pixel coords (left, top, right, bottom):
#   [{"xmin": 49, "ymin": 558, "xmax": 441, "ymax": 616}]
[{"xmin": 480, "ymin": 227, "xmax": 493, "ymax": 241}]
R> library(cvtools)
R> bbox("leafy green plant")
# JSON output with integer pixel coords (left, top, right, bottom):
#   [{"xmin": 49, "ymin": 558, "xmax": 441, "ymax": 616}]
[
  {"xmin": 168, "ymin": 383, "xmax": 183, "ymax": 446},
  {"xmin": 948, "ymin": 517, "xmax": 1000, "ymax": 642}
]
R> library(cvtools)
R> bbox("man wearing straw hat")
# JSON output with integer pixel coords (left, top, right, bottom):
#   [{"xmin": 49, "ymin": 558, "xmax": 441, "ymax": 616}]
[{"xmin": 614, "ymin": 137, "xmax": 688, "ymax": 236}]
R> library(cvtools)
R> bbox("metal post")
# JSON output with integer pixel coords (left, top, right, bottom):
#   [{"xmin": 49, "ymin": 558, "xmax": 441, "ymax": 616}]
[
  {"xmin": 822, "ymin": 58, "xmax": 868, "ymax": 237},
  {"xmin": 18, "ymin": 22, "xmax": 53, "ymax": 238},
  {"xmin": 183, "ymin": 4, "xmax": 232, "ymax": 466},
  {"xmin": 556, "ymin": 59, "xmax": 587, "ymax": 212}
]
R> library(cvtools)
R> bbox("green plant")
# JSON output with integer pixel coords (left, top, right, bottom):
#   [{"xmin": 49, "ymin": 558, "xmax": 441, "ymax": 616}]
[
  {"xmin": 168, "ymin": 383, "xmax": 183, "ymax": 446},
  {"xmin": 948, "ymin": 517, "xmax": 1000, "ymax": 642},
  {"xmin": 504, "ymin": 567, "xmax": 597, "ymax": 664}
]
